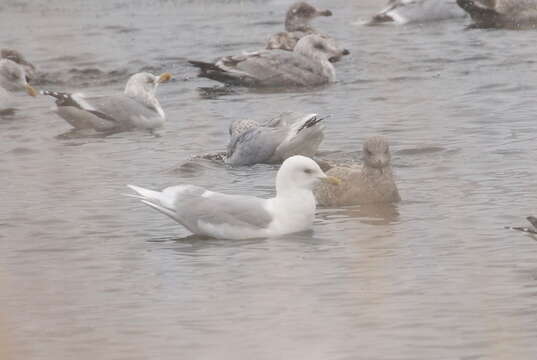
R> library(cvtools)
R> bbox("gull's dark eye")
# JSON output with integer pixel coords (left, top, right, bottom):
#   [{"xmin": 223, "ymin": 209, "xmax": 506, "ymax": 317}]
[
  {"xmin": 304, "ymin": 168, "xmax": 313, "ymax": 174},
  {"xmin": 314, "ymin": 43, "xmax": 325, "ymax": 50}
]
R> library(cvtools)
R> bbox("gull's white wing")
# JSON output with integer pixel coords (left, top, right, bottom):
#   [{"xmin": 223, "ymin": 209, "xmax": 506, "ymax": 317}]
[{"xmin": 127, "ymin": 185, "xmax": 274, "ymax": 239}]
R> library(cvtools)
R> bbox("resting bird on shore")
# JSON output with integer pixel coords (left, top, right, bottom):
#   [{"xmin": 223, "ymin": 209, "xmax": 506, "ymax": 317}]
[
  {"xmin": 226, "ymin": 112, "xmax": 325, "ymax": 166},
  {"xmin": 266, "ymin": 1, "xmax": 333, "ymax": 51},
  {"xmin": 126, "ymin": 155, "xmax": 340, "ymax": 240},
  {"xmin": 457, "ymin": 0, "xmax": 537, "ymax": 29},
  {"xmin": 314, "ymin": 136, "xmax": 401, "ymax": 206},
  {"xmin": 368, "ymin": 0, "xmax": 465, "ymax": 25},
  {"xmin": 41, "ymin": 72, "xmax": 172, "ymax": 132},
  {"xmin": 189, "ymin": 34, "xmax": 349, "ymax": 88}
]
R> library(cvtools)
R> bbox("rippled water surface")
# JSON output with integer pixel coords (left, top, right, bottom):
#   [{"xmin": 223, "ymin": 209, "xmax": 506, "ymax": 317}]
[{"xmin": 2, "ymin": 0, "xmax": 537, "ymax": 359}]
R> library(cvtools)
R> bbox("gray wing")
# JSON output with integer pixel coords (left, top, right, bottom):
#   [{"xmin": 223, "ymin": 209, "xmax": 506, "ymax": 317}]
[
  {"xmin": 129, "ymin": 184, "xmax": 274, "ymax": 236},
  {"xmin": 226, "ymin": 127, "xmax": 288, "ymax": 166},
  {"xmin": 175, "ymin": 190, "xmax": 273, "ymax": 232},
  {"xmin": 44, "ymin": 90, "xmax": 159, "ymax": 131},
  {"xmin": 234, "ymin": 51, "xmax": 330, "ymax": 87},
  {"xmin": 83, "ymin": 95, "xmax": 160, "ymax": 128}
]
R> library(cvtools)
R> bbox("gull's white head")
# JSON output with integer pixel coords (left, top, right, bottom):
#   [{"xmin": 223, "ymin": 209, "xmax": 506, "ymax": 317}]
[
  {"xmin": 124, "ymin": 72, "xmax": 172, "ymax": 117},
  {"xmin": 285, "ymin": 2, "xmax": 332, "ymax": 32},
  {"xmin": 124, "ymin": 72, "xmax": 172, "ymax": 97},
  {"xmin": 362, "ymin": 136, "xmax": 392, "ymax": 169},
  {"xmin": 294, "ymin": 34, "xmax": 350, "ymax": 64},
  {"xmin": 0, "ymin": 59, "xmax": 36, "ymax": 96},
  {"xmin": 1, "ymin": 49, "xmax": 36, "ymax": 81},
  {"xmin": 276, "ymin": 155, "xmax": 338, "ymax": 194}
]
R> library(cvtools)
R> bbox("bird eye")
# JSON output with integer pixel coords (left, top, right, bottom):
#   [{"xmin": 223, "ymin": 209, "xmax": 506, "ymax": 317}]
[
  {"xmin": 314, "ymin": 43, "xmax": 325, "ymax": 50},
  {"xmin": 304, "ymin": 168, "xmax": 313, "ymax": 174}
]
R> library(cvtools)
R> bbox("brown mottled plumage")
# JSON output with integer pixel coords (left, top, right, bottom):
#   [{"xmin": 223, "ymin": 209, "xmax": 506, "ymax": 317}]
[
  {"xmin": 314, "ymin": 136, "xmax": 401, "ymax": 206},
  {"xmin": 266, "ymin": 2, "xmax": 333, "ymax": 51}
]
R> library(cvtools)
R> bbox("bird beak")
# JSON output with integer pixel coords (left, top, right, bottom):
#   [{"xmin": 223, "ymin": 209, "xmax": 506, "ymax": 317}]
[
  {"xmin": 25, "ymin": 84, "xmax": 37, "ymax": 97},
  {"xmin": 322, "ymin": 176, "xmax": 341, "ymax": 186},
  {"xmin": 157, "ymin": 72, "xmax": 173, "ymax": 84}
]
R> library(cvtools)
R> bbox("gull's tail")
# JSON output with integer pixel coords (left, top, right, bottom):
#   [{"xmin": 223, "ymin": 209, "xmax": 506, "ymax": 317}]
[
  {"xmin": 41, "ymin": 90, "xmax": 70, "ymax": 100},
  {"xmin": 295, "ymin": 114, "xmax": 326, "ymax": 134},
  {"xmin": 505, "ymin": 216, "xmax": 537, "ymax": 235},
  {"xmin": 280, "ymin": 114, "xmax": 325, "ymax": 158},
  {"xmin": 126, "ymin": 185, "xmax": 177, "ymax": 219}
]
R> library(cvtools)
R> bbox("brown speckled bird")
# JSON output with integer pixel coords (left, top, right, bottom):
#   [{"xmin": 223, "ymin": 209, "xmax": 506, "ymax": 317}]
[{"xmin": 314, "ymin": 136, "xmax": 401, "ymax": 206}]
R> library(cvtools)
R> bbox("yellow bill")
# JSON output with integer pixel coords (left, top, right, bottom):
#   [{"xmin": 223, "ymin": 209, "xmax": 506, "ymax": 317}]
[
  {"xmin": 323, "ymin": 176, "xmax": 341, "ymax": 186},
  {"xmin": 25, "ymin": 84, "xmax": 37, "ymax": 97},
  {"xmin": 157, "ymin": 72, "xmax": 173, "ymax": 83}
]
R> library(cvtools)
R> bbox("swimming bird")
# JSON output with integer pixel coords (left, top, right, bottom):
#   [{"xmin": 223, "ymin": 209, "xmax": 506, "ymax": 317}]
[
  {"xmin": 314, "ymin": 136, "xmax": 401, "ymax": 206},
  {"xmin": 368, "ymin": 0, "xmax": 465, "ymax": 25},
  {"xmin": 226, "ymin": 112, "xmax": 325, "ymax": 166},
  {"xmin": 126, "ymin": 155, "xmax": 340, "ymax": 240},
  {"xmin": 1, "ymin": 49, "xmax": 36, "ymax": 81},
  {"xmin": 457, "ymin": 0, "xmax": 537, "ymax": 29},
  {"xmin": 41, "ymin": 72, "xmax": 172, "ymax": 132},
  {"xmin": 189, "ymin": 34, "xmax": 348, "ymax": 88},
  {"xmin": 0, "ymin": 58, "xmax": 37, "ymax": 116},
  {"xmin": 266, "ymin": 1, "xmax": 333, "ymax": 51}
]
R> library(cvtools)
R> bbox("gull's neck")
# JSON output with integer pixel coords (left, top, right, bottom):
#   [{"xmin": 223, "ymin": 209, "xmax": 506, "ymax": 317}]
[
  {"xmin": 124, "ymin": 86, "xmax": 165, "ymax": 119},
  {"xmin": 294, "ymin": 46, "xmax": 336, "ymax": 81},
  {"xmin": 272, "ymin": 187, "xmax": 315, "ymax": 221},
  {"xmin": 362, "ymin": 164, "xmax": 393, "ymax": 178}
]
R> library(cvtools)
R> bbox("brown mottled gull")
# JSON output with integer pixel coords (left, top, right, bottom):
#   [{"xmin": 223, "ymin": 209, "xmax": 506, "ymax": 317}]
[
  {"xmin": 314, "ymin": 136, "xmax": 401, "ymax": 206},
  {"xmin": 189, "ymin": 34, "xmax": 348, "ymax": 88},
  {"xmin": 266, "ymin": 1, "xmax": 333, "ymax": 51}
]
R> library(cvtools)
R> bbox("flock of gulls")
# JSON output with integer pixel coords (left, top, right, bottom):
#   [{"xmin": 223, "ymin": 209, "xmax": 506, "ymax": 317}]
[{"xmin": 3, "ymin": 0, "xmax": 537, "ymax": 240}]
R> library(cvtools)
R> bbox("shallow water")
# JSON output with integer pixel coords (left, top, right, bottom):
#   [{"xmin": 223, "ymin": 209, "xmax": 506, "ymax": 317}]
[{"xmin": 2, "ymin": 0, "xmax": 537, "ymax": 359}]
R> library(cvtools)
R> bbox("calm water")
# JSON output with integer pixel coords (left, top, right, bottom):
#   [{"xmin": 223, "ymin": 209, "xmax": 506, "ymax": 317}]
[{"xmin": 2, "ymin": 0, "xmax": 537, "ymax": 359}]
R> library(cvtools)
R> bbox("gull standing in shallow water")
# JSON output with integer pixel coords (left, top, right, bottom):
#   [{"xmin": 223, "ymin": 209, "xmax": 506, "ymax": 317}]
[
  {"xmin": 314, "ymin": 136, "xmax": 401, "ymax": 206},
  {"xmin": 189, "ymin": 34, "xmax": 349, "ymax": 88},
  {"xmin": 41, "ymin": 72, "xmax": 172, "ymax": 132},
  {"xmin": 368, "ymin": 0, "xmax": 465, "ymax": 25},
  {"xmin": 0, "ymin": 58, "xmax": 37, "ymax": 116},
  {"xmin": 266, "ymin": 1, "xmax": 333, "ymax": 51},
  {"xmin": 226, "ymin": 112, "xmax": 325, "ymax": 166},
  {"xmin": 457, "ymin": 0, "xmax": 537, "ymax": 29},
  {"xmin": 126, "ymin": 155, "xmax": 340, "ymax": 240}
]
